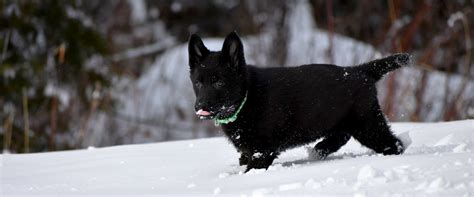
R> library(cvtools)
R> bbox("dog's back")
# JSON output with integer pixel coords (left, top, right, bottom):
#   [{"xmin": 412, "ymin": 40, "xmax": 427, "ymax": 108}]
[{"xmin": 226, "ymin": 53, "xmax": 410, "ymax": 150}]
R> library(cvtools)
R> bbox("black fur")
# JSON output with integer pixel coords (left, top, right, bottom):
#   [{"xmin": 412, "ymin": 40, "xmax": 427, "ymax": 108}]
[{"xmin": 188, "ymin": 32, "xmax": 410, "ymax": 172}]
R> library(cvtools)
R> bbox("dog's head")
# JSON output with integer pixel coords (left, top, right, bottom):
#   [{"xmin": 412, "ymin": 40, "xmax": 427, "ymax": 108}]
[{"xmin": 188, "ymin": 32, "xmax": 247, "ymax": 120}]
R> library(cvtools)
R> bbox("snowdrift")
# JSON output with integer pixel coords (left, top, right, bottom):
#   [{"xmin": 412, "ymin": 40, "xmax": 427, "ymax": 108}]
[{"xmin": 1, "ymin": 120, "xmax": 473, "ymax": 196}]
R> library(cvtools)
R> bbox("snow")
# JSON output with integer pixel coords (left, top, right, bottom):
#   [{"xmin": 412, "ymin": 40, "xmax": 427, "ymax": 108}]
[
  {"xmin": 447, "ymin": 11, "xmax": 466, "ymax": 27},
  {"xmin": 43, "ymin": 83, "xmax": 71, "ymax": 108},
  {"xmin": 65, "ymin": 6, "xmax": 94, "ymax": 27},
  {"xmin": 285, "ymin": 0, "xmax": 381, "ymax": 66},
  {"xmin": 171, "ymin": 2, "xmax": 182, "ymax": 13},
  {"xmin": 127, "ymin": 0, "xmax": 147, "ymax": 24},
  {"xmin": 110, "ymin": 36, "xmax": 175, "ymax": 62},
  {"xmin": 2, "ymin": 120, "xmax": 473, "ymax": 196}
]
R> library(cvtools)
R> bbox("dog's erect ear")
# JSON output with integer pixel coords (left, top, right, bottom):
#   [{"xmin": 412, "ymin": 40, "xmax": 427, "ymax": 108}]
[
  {"xmin": 188, "ymin": 34, "xmax": 209, "ymax": 69},
  {"xmin": 222, "ymin": 31, "xmax": 245, "ymax": 68}
]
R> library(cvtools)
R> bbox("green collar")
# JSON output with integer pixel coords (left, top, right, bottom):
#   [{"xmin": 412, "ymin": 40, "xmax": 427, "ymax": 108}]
[{"xmin": 214, "ymin": 92, "xmax": 248, "ymax": 125}]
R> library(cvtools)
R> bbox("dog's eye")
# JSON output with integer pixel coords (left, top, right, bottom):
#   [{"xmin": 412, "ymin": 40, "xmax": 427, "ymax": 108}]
[
  {"xmin": 214, "ymin": 80, "xmax": 225, "ymax": 88},
  {"xmin": 195, "ymin": 81, "xmax": 203, "ymax": 88}
]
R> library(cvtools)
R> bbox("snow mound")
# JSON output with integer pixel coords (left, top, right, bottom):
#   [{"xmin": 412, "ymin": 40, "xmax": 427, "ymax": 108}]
[
  {"xmin": 1, "ymin": 120, "xmax": 473, "ymax": 196},
  {"xmin": 398, "ymin": 131, "xmax": 412, "ymax": 150}
]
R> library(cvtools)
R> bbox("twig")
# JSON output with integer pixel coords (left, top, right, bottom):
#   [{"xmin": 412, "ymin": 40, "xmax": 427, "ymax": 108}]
[
  {"xmin": 383, "ymin": 0, "xmax": 402, "ymax": 119},
  {"xmin": 110, "ymin": 39, "xmax": 175, "ymax": 62},
  {"xmin": 400, "ymin": 0, "xmax": 431, "ymax": 51},
  {"xmin": 48, "ymin": 43, "xmax": 65, "ymax": 151},
  {"xmin": 388, "ymin": 0, "xmax": 402, "ymax": 52},
  {"xmin": 1, "ymin": 29, "xmax": 11, "ymax": 64},
  {"xmin": 444, "ymin": 12, "xmax": 472, "ymax": 120},
  {"xmin": 77, "ymin": 82, "xmax": 102, "ymax": 147},
  {"xmin": 50, "ymin": 96, "xmax": 57, "ymax": 151},
  {"xmin": 3, "ymin": 111, "xmax": 14, "ymax": 153},
  {"xmin": 22, "ymin": 88, "xmax": 30, "ymax": 153},
  {"xmin": 326, "ymin": 0, "xmax": 334, "ymax": 64}
]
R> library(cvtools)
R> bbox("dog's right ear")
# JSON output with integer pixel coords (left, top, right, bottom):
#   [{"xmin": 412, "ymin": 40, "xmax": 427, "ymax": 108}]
[
  {"xmin": 188, "ymin": 34, "xmax": 209, "ymax": 69},
  {"xmin": 222, "ymin": 31, "xmax": 245, "ymax": 69}
]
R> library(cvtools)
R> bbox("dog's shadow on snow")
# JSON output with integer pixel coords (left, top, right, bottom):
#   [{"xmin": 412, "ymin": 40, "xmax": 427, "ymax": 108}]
[
  {"xmin": 278, "ymin": 152, "xmax": 374, "ymax": 167},
  {"xmin": 227, "ymin": 152, "xmax": 375, "ymax": 175}
]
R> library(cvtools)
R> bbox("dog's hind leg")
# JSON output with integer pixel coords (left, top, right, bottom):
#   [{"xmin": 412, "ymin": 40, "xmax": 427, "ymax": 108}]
[
  {"xmin": 351, "ymin": 101, "xmax": 404, "ymax": 155},
  {"xmin": 311, "ymin": 133, "xmax": 351, "ymax": 160}
]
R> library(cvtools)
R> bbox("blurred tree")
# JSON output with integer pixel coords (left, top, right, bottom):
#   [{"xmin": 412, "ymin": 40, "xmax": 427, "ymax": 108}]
[
  {"xmin": 1, "ymin": 0, "xmax": 472, "ymax": 152},
  {"xmin": 0, "ymin": 0, "xmax": 113, "ymax": 152},
  {"xmin": 309, "ymin": 0, "xmax": 473, "ymax": 75}
]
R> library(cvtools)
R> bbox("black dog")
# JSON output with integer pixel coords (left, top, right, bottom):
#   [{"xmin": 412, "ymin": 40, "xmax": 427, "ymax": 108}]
[{"xmin": 188, "ymin": 32, "xmax": 409, "ymax": 172}]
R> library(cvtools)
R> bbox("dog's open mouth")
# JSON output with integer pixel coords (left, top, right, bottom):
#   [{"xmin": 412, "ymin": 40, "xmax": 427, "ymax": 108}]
[
  {"xmin": 196, "ymin": 105, "xmax": 237, "ymax": 120},
  {"xmin": 195, "ymin": 109, "xmax": 215, "ymax": 120}
]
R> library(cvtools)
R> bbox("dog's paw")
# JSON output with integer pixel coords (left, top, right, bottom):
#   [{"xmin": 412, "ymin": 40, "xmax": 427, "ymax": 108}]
[
  {"xmin": 245, "ymin": 162, "xmax": 270, "ymax": 173},
  {"xmin": 382, "ymin": 139, "xmax": 406, "ymax": 155}
]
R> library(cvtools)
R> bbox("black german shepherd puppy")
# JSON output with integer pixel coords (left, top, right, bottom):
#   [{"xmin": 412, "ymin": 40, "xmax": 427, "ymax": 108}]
[{"xmin": 188, "ymin": 32, "xmax": 410, "ymax": 172}]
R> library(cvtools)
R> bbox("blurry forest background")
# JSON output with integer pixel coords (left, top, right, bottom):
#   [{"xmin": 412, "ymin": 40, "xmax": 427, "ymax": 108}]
[{"xmin": 1, "ymin": 0, "xmax": 473, "ymax": 153}]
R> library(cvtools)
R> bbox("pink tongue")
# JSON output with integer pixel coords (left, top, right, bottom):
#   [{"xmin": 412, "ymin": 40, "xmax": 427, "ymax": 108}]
[{"xmin": 196, "ymin": 109, "xmax": 211, "ymax": 116}]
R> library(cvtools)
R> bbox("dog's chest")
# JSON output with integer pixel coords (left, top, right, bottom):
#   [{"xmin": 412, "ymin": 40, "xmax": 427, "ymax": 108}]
[
  {"xmin": 222, "ymin": 123, "xmax": 279, "ymax": 153},
  {"xmin": 223, "ymin": 127, "xmax": 244, "ymax": 146},
  {"xmin": 221, "ymin": 126, "xmax": 257, "ymax": 151}
]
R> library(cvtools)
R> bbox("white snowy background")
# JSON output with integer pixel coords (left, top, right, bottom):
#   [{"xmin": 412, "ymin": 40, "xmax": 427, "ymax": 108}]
[{"xmin": 2, "ymin": 120, "xmax": 473, "ymax": 196}]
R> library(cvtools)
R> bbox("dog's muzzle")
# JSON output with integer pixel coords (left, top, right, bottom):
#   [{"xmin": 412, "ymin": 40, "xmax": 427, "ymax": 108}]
[{"xmin": 196, "ymin": 109, "xmax": 214, "ymax": 119}]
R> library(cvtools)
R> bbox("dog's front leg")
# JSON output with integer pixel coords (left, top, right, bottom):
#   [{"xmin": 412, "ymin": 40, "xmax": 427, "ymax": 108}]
[
  {"xmin": 244, "ymin": 152, "xmax": 277, "ymax": 172},
  {"xmin": 239, "ymin": 152, "xmax": 251, "ymax": 166}
]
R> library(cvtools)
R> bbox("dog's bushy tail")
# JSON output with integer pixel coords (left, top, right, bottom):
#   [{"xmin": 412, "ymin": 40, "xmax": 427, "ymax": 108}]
[{"xmin": 358, "ymin": 53, "xmax": 411, "ymax": 81}]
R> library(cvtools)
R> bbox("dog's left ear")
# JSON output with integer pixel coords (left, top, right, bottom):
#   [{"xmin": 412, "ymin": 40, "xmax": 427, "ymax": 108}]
[
  {"xmin": 188, "ymin": 34, "xmax": 209, "ymax": 69},
  {"xmin": 222, "ymin": 31, "xmax": 245, "ymax": 68}
]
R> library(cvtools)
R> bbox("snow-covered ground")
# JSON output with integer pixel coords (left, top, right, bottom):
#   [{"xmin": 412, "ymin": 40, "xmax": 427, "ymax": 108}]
[{"xmin": 1, "ymin": 120, "xmax": 473, "ymax": 196}]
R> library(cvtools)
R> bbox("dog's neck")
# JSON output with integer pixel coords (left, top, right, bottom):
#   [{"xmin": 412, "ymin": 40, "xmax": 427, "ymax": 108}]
[{"xmin": 214, "ymin": 91, "xmax": 248, "ymax": 125}]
